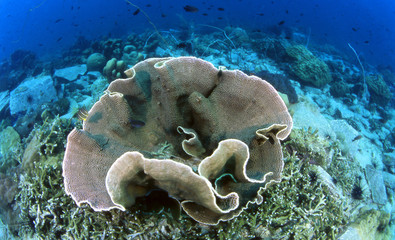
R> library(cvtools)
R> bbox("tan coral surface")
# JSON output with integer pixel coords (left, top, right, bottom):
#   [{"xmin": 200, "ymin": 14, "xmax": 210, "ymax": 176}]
[{"xmin": 63, "ymin": 56, "xmax": 292, "ymax": 224}]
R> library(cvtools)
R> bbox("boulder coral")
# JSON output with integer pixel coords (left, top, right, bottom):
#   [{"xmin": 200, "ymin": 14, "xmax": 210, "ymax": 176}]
[
  {"xmin": 63, "ymin": 57, "xmax": 292, "ymax": 225},
  {"xmin": 285, "ymin": 45, "xmax": 332, "ymax": 88},
  {"xmin": 366, "ymin": 74, "xmax": 393, "ymax": 106}
]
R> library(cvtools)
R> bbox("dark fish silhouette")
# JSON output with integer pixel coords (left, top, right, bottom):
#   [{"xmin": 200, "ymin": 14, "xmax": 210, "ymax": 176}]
[
  {"xmin": 56, "ymin": 37, "xmax": 62, "ymax": 42},
  {"xmin": 278, "ymin": 20, "xmax": 285, "ymax": 25},
  {"xmin": 218, "ymin": 7, "xmax": 225, "ymax": 11},
  {"xmin": 202, "ymin": 13, "xmax": 208, "ymax": 16},
  {"xmin": 176, "ymin": 42, "xmax": 187, "ymax": 48},
  {"xmin": 133, "ymin": 9, "xmax": 140, "ymax": 15},
  {"xmin": 257, "ymin": 13, "xmax": 264, "ymax": 16},
  {"xmin": 352, "ymin": 135, "xmax": 362, "ymax": 141},
  {"xmin": 55, "ymin": 18, "xmax": 64, "ymax": 23},
  {"xmin": 352, "ymin": 27, "xmax": 358, "ymax": 32},
  {"xmin": 130, "ymin": 119, "xmax": 145, "ymax": 128},
  {"xmin": 184, "ymin": 5, "xmax": 199, "ymax": 12}
]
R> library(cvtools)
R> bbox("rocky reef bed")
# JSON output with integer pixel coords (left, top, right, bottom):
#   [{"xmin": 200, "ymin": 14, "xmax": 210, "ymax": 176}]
[{"xmin": 0, "ymin": 26, "xmax": 394, "ymax": 239}]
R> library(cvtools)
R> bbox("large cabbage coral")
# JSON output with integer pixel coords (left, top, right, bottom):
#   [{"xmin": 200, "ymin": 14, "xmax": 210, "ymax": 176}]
[{"xmin": 63, "ymin": 57, "xmax": 292, "ymax": 225}]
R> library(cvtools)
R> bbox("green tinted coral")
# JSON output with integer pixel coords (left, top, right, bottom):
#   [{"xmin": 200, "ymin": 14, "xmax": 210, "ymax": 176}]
[
  {"xmin": 12, "ymin": 124, "xmax": 350, "ymax": 239},
  {"xmin": 366, "ymin": 74, "xmax": 393, "ymax": 106},
  {"xmin": 286, "ymin": 127, "xmax": 332, "ymax": 168},
  {"xmin": 285, "ymin": 45, "xmax": 332, "ymax": 88}
]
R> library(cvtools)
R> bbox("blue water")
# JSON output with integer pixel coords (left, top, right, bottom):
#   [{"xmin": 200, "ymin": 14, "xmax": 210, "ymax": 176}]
[
  {"xmin": 0, "ymin": 0, "xmax": 394, "ymax": 239},
  {"xmin": 0, "ymin": 0, "xmax": 394, "ymax": 68}
]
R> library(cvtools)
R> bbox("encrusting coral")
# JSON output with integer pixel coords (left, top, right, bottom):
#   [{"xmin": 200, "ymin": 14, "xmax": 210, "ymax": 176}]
[{"xmin": 63, "ymin": 56, "xmax": 292, "ymax": 225}]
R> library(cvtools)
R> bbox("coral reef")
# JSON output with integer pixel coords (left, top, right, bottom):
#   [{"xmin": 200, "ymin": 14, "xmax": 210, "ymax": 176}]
[
  {"xmin": 63, "ymin": 57, "xmax": 292, "ymax": 225},
  {"xmin": 330, "ymin": 80, "xmax": 351, "ymax": 98},
  {"xmin": 0, "ymin": 126, "xmax": 22, "ymax": 172},
  {"xmin": 350, "ymin": 207, "xmax": 392, "ymax": 240},
  {"xmin": 103, "ymin": 58, "xmax": 127, "ymax": 82},
  {"xmin": 86, "ymin": 53, "xmax": 107, "ymax": 72},
  {"xmin": 286, "ymin": 127, "xmax": 332, "ymax": 167},
  {"xmin": 22, "ymin": 116, "xmax": 72, "ymax": 171},
  {"xmin": 285, "ymin": 45, "xmax": 332, "ymax": 88},
  {"xmin": 366, "ymin": 74, "xmax": 393, "ymax": 106},
  {"xmin": 13, "ymin": 128, "xmax": 350, "ymax": 239},
  {"xmin": 0, "ymin": 173, "xmax": 18, "ymax": 209}
]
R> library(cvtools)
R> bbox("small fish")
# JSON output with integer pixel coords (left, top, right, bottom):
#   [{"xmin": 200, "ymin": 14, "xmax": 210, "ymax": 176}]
[
  {"xmin": 352, "ymin": 27, "xmax": 358, "ymax": 32},
  {"xmin": 55, "ymin": 18, "xmax": 64, "ymax": 23},
  {"xmin": 217, "ymin": 7, "xmax": 225, "ymax": 11},
  {"xmin": 364, "ymin": 40, "xmax": 369, "ymax": 44},
  {"xmin": 202, "ymin": 13, "xmax": 208, "ymax": 16},
  {"xmin": 278, "ymin": 20, "xmax": 285, "ymax": 25},
  {"xmin": 56, "ymin": 37, "xmax": 63, "ymax": 42},
  {"xmin": 133, "ymin": 9, "xmax": 140, "ymax": 15},
  {"xmin": 161, "ymin": 13, "xmax": 166, "ymax": 17},
  {"xmin": 183, "ymin": 5, "xmax": 199, "ymax": 12},
  {"xmin": 257, "ymin": 13, "xmax": 264, "ymax": 16},
  {"xmin": 146, "ymin": 4, "xmax": 151, "ymax": 7},
  {"xmin": 130, "ymin": 119, "xmax": 145, "ymax": 128},
  {"xmin": 76, "ymin": 107, "xmax": 89, "ymax": 121},
  {"xmin": 352, "ymin": 135, "xmax": 362, "ymax": 142}
]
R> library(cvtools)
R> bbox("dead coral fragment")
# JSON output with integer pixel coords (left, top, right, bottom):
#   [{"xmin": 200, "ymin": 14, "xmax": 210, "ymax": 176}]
[{"xmin": 63, "ymin": 57, "xmax": 292, "ymax": 224}]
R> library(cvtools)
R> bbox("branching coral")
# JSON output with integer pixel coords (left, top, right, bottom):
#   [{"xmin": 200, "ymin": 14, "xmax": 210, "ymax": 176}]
[
  {"xmin": 22, "ymin": 116, "xmax": 72, "ymax": 171},
  {"xmin": 286, "ymin": 127, "xmax": 333, "ymax": 167},
  {"xmin": 14, "ymin": 141, "xmax": 350, "ymax": 239}
]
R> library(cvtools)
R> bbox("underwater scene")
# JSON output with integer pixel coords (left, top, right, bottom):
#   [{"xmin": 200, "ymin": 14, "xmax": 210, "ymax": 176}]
[{"xmin": 0, "ymin": 0, "xmax": 394, "ymax": 239}]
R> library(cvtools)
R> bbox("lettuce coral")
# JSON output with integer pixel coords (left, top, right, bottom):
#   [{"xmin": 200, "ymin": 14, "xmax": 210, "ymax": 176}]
[{"xmin": 63, "ymin": 57, "xmax": 292, "ymax": 225}]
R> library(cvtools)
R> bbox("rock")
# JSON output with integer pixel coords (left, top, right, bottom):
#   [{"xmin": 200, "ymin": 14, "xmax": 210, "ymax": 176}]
[
  {"xmin": 338, "ymin": 227, "xmax": 361, "ymax": 240},
  {"xmin": 0, "ymin": 90, "xmax": 9, "ymax": 113},
  {"xmin": 289, "ymin": 97, "xmax": 336, "ymax": 140},
  {"xmin": 383, "ymin": 152, "xmax": 395, "ymax": 173},
  {"xmin": 9, "ymin": 75, "xmax": 58, "ymax": 115},
  {"xmin": 365, "ymin": 165, "xmax": 388, "ymax": 205},
  {"xmin": 86, "ymin": 53, "xmax": 106, "ymax": 72},
  {"xmin": 329, "ymin": 120, "xmax": 359, "ymax": 153},
  {"xmin": 54, "ymin": 64, "xmax": 87, "ymax": 82},
  {"xmin": 382, "ymin": 171, "xmax": 395, "ymax": 190}
]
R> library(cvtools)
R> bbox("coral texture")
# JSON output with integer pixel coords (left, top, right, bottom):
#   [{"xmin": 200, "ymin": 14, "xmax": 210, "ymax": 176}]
[
  {"xmin": 366, "ymin": 74, "xmax": 393, "ymax": 106},
  {"xmin": 63, "ymin": 57, "xmax": 292, "ymax": 224},
  {"xmin": 285, "ymin": 45, "xmax": 332, "ymax": 88}
]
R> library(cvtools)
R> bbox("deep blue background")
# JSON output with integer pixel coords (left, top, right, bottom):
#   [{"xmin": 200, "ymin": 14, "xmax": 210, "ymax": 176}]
[{"xmin": 0, "ymin": 0, "xmax": 394, "ymax": 68}]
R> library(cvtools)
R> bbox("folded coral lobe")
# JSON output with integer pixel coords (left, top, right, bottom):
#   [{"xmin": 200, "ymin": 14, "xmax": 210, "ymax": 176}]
[{"xmin": 63, "ymin": 56, "xmax": 292, "ymax": 224}]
